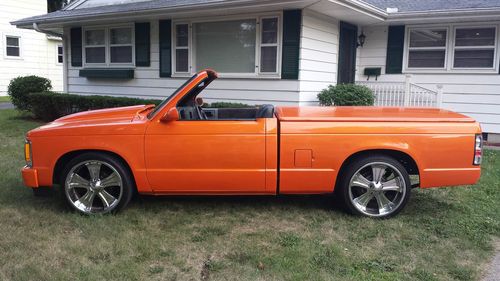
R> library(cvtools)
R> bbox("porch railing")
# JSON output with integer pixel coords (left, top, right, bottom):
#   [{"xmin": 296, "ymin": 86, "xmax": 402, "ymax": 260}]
[{"xmin": 356, "ymin": 75, "xmax": 443, "ymax": 107}]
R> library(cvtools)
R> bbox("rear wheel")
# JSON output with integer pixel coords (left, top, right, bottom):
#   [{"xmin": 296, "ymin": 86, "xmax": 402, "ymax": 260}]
[
  {"xmin": 61, "ymin": 153, "xmax": 133, "ymax": 215},
  {"xmin": 337, "ymin": 155, "xmax": 411, "ymax": 218}
]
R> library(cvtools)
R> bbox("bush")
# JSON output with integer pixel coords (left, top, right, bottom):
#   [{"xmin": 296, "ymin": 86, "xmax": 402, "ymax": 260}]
[
  {"xmin": 27, "ymin": 91, "xmax": 253, "ymax": 122},
  {"xmin": 318, "ymin": 84, "xmax": 374, "ymax": 106},
  {"xmin": 204, "ymin": 102, "xmax": 252, "ymax": 108},
  {"xmin": 28, "ymin": 92, "xmax": 161, "ymax": 121},
  {"xmin": 8, "ymin": 76, "xmax": 52, "ymax": 111}
]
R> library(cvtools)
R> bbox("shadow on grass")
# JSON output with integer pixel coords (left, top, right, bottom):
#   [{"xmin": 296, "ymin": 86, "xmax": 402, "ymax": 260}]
[{"xmin": 11, "ymin": 185, "xmax": 456, "ymax": 220}]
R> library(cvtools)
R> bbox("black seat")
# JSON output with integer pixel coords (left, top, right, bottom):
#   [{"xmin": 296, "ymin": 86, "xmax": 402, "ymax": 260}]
[{"xmin": 256, "ymin": 104, "xmax": 275, "ymax": 118}]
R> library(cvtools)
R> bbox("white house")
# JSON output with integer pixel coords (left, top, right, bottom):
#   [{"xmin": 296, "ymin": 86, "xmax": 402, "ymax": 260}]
[
  {"xmin": 1, "ymin": 0, "xmax": 63, "ymax": 95},
  {"xmin": 11, "ymin": 0, "xmax": 500, "ymax": 137}
]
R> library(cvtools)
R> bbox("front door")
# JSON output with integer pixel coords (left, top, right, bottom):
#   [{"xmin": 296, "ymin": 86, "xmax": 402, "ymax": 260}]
[
  {"xmin": 145, "ymin": 119, "xmax": 268, "ymax": 194},
  {"xmin": 338, "ymin": 21, "xmax": 358, "ymax": 84}
]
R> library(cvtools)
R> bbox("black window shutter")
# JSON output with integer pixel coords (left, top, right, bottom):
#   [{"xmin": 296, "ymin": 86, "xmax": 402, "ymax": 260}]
[
  {"xmin": 70, "ymin": 27, "xmax": 82, "ymax": 67},
  {"xmin": 385, "ymin": 25, "xmax": 405, "ymax": 74},
  {"xmin": 159, "ymin": 20, "xmax": 172, "ymax": 77},
  {"xmin": 281, "ymin": 9, "xmax": 302, "ymax": 80},
  {"xmin": 135, "ymin": 22, "xmax": 150, "ymax": 67}
]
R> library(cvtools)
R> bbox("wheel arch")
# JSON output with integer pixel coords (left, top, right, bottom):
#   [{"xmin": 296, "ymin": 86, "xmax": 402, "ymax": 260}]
[
  {"xmin": 52, "ymin": 149, "xmax": 137, "ymax": 189},
  {"xmin": 335, "ymin": 149, "xmax": 420, "ymax": 192}
]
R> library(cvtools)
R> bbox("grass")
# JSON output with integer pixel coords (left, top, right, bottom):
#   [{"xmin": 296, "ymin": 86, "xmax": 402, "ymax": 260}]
[
  {"xmin": 0, "ymin": 96, "xmax": 11, "ymax": 103},
  {"xmin": 0, "ymin": 108, "xmax": 499, "ymax": 281}
]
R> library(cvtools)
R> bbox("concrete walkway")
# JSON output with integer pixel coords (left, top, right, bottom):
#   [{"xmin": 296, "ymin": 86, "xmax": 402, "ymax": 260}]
[
  {"xmin": 0, "ymin": 102, "xmax": 14, "ymax": 110},
  {"xmin": 482, "ymin": 240, "xmax": 500, "ymax": 281}
]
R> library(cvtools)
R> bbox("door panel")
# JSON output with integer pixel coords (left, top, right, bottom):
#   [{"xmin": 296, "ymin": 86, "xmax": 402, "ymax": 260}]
[{"xmin": 145, "ymin": 119, "xmax": 268, "ymax": 193}]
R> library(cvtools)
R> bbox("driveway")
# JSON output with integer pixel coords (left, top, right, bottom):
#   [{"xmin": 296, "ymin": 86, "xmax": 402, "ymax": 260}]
[{"xmin": 0, "ymin": 103, "xmax": 14, "ymax": 110}]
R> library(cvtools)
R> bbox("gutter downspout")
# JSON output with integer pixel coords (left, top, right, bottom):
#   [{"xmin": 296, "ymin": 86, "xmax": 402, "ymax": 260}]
[{"xmin": 33, "ymin": 22, "xmax": 63, "ymax": 38}]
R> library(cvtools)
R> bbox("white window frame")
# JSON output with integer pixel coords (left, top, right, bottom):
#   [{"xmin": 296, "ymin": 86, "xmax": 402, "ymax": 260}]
[
  {"xmin": 258, "ymin": 16, "xmax": 282, "ymax": 76},
  {"xmin": 451, "ymin": 25, "xmax": 498, "ymax": 71},
  {"xmin": 173, "ymin": 22, "xmax": 191, "ymax": 75},
  {"xmin": 172, "ymin": 13, "xmax": 282, "ymax": 79},
  {"xmin": 403, "ymin": 23, "xmax": 500, "ymax": 74},
  {"xmin": 56, "ymin": 44, "xmax": 63, "ymax": 65},
  {"xmin": 82, "ymin": 24, "xmax": 135, "ymax": 68},
  {"xmin": 404, "ymin": 26, "xmax": 449, "ymax": 71},
  {"xmin": 5, "ymin": 35, "xmax": 22, "ymax": 59}
]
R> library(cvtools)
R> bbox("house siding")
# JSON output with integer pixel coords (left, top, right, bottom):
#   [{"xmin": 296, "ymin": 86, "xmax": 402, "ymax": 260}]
[
  {"xmin": 0, "ymin": 1, "xmax": 63, "ymax": 95},
  {"xmin": 298, "ymin": 9, "xmax": 339, "ymax": 105},
  {"xmin": 357, "ymin": 25, "xmax": 500, "ymax": 134},
  {"xmin": 66, "ymin": 21, "xmax": 301, "ymax": 105}
]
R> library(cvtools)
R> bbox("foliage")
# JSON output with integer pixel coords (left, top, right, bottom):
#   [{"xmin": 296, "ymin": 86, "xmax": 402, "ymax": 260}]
[
  {"xmin": 28, "ymin": 92, "xmax": 161, "ymax": 121},
  {"xmin": 26, "ymin": 91, "xmax": 252, "ymax": 122},
  {"xmin": 47, "ymin": 0, "xmax": 69, "ymax": 12},
  {"xmin": 0, "ymin": 109, "xmax": 499, "ymax": 280},
  {"xmin": 318, "ymin": 84, "xmax": 375, "ymax": 106},
  {"xmin": 8, "ymin": 76, "xmax": 52, "ymax": 111},
  {"xmin": 204, "ymin": 102, "xmax": 252, "ymax": 108}
]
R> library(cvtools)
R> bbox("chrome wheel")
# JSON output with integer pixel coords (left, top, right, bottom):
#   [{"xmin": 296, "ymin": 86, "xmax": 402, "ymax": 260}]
[
  {"xmin": 64, "ymin": 160, "xmax": 123, "ymax": 214},
  {"xmin": 348, "ymin": 162, "xmax": 407, "ymax": 217}
]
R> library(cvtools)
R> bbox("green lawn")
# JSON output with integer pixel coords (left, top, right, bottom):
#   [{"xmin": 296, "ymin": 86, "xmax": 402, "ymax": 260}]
[
  {"xmin": 0, "ymin": 96, "xmax": 10, "ymax": 103},
  {"xmin": 0, "ymin": 109, "xmax": 499, "ymax": 281}
]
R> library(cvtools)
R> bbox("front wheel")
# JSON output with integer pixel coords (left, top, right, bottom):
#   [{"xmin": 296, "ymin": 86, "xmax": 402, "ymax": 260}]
[
  {"xmin": 61, "ymin": 153, "xmax": 134, "ymax": 215},
  {"xmin": 337, "ymin": 155, "xmax": 411, "ymax": 218}
]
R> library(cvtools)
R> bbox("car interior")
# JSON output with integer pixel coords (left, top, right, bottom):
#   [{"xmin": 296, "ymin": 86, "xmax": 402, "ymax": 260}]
[{"xmin": 176, "ymin": 80, "xmax": 275, "ymax": 121}]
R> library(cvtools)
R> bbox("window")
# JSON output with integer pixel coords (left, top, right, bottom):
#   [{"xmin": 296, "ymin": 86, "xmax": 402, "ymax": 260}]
[
  {"xmin": 85, "ymin": 29, "xmax": 106, "ymax": 63},
  {"xmin": 83, "ymin": 26, "xmax": 134, "ymax": 66},
  {"xmin": 407, "ymin": 28, "xmax": 447, "ymax": 68},
  {"xmin": 175, "ymin": 24, "xmax": 190, "ymax": 73},
  {"xmin": 194, "ymin": 19, "xmax": 256, "ymax": 73},
  {"xmin": 110, "ymin": 27, "xmax": 133, "ymax": 63},
  {"xmin": 453, "ymin": 27, "xmax": 496, "ymax": 68},
  {"xmin": 260, "ymin": 17, "xmax": 279, "ymax": 73},
  {"xmin": 6, "ymin": 36, "xmax": 20, "ymax": 57},
  {"xmin": 57, "ymin": 44, "xmax": 63, "ymax": 63},
  {"xmin": 173, "ymin": 15, "xmax": 281, "ymax": 77}
]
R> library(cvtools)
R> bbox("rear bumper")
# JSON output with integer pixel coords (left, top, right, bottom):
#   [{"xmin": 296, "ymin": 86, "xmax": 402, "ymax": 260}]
[
  {"xmin": 420, "ymin": 167, "xmax": 481, "ymax": 188},
  {"xmin": 21, "ymin": 166, "xmax": 39, "ymax": 188}
]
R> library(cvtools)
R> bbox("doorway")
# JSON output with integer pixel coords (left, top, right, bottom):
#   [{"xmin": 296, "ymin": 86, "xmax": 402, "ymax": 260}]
[{"xmin": 337, "ymin": 21, "xmax": 358, "ymax": 84}]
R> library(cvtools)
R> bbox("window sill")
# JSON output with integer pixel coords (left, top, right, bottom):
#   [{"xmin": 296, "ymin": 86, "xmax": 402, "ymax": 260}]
[
  {"xmin": 171, "ymin": 73, "xmax": 281, "ymax": 80},
  {"xmin": 403, "ymin": 68, "xmax": 499, "ymax": 75},
  {"xmin": 79, "ymin": 68, "xmax": 135, "ymax": 79},
  {"xmin": 4, "ymin": 56, "xmax": 23, "ymax": 60}
]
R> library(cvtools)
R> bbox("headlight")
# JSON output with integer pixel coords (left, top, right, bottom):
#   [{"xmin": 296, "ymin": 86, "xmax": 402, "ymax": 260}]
[{"xmin": 24, "ymin": 139, "xmax": 32, "ymax": 167}]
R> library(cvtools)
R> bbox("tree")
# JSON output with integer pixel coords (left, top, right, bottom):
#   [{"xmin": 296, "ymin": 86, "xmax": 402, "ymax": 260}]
[{"xmin": 47, "ymin": 0, "xmax": 69, "ymax": 12}]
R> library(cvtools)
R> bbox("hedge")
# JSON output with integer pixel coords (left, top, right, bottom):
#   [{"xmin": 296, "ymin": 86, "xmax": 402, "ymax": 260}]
[
  {"xmin": 28, "ymin": 92, "xmax": 161, "ymax": 121},
  {"xmin": 318, "ymin": 84, "xmax": 375, "ymax": 106},
  {"xmin": 28, "ymin": 92, "xmax": 252, "ymax": 122}
]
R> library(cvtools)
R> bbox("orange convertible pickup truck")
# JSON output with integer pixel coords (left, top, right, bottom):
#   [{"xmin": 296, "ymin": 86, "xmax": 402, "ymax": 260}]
[{"xmin": 21, "ymin": 70, "xmax": 483, "ymax": 218}]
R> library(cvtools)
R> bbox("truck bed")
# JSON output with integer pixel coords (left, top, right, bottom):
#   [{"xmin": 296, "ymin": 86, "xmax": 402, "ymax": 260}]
[{"xmin": 275, "ymin": 106, "xmax": 476, "ymax": 123}]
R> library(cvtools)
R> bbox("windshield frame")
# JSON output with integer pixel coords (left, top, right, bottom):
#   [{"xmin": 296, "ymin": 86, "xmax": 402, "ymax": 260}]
[{"xmin": 147, "ymin": 74, "xmax": 198, "ymax": 119}]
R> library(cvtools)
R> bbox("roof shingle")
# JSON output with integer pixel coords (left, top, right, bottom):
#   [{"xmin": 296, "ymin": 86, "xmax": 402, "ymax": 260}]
[{"xmin": 363, "ymin": 0, "xmax": 500, "ymax": 12}]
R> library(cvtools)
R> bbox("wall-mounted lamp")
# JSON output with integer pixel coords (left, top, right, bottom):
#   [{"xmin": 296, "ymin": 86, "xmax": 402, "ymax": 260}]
[{"xmin": 357, "ymin": 32, "xmax": 366, "ymax": 48}]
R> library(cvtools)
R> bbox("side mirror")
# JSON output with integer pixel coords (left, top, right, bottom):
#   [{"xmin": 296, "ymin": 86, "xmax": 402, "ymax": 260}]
[{"xmin": 160, "ymin": 107, "xmax": 180, "ymax": 122}]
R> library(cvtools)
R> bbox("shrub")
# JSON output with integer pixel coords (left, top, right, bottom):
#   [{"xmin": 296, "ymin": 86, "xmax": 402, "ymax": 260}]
[
  {"xmin": 318, "ymin": 84, "xmax": 374, "ymax": 106},
  {"xmin": 204, "ymin": 102, "xmax": 252, "ymax": 108},
  {"xmin": 28, "ymin": 92, "xmax": 161, "ymax": 121},
  {"xmin": 8, "ymin": 76, "xmax": 52, "ymax": 111}
]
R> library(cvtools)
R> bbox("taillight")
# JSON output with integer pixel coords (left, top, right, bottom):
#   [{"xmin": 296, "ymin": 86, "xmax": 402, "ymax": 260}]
[
  {"xmin": 473, "ymin": 134, "xmax": 482, "ymax": 166},
  {"xmin": 24, "ymin": 139, "xmax": 32, "ymax": 168}
]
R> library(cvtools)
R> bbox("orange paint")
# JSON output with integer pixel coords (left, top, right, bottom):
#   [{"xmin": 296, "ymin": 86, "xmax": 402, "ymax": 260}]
[{"xmin": 21, "ymin": 70, "xmax": 481, "ymax": 195}]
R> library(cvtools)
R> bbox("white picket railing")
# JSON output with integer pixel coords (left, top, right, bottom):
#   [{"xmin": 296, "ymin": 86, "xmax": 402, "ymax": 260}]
[{"xmin": 357, "ymin": 75, "xmax": 443, "ymax": 107}]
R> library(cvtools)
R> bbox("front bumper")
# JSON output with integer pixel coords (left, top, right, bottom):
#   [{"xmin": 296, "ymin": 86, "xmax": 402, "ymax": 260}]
[{"xmin": 21, "ymin": 166, "xmax": 39, "ymax": 188}]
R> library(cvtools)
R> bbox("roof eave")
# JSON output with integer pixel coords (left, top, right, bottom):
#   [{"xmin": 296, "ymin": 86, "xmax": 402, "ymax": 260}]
[{"xmin": 386, "ymin": 7, "xmax": 500, "ymax": 22}]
